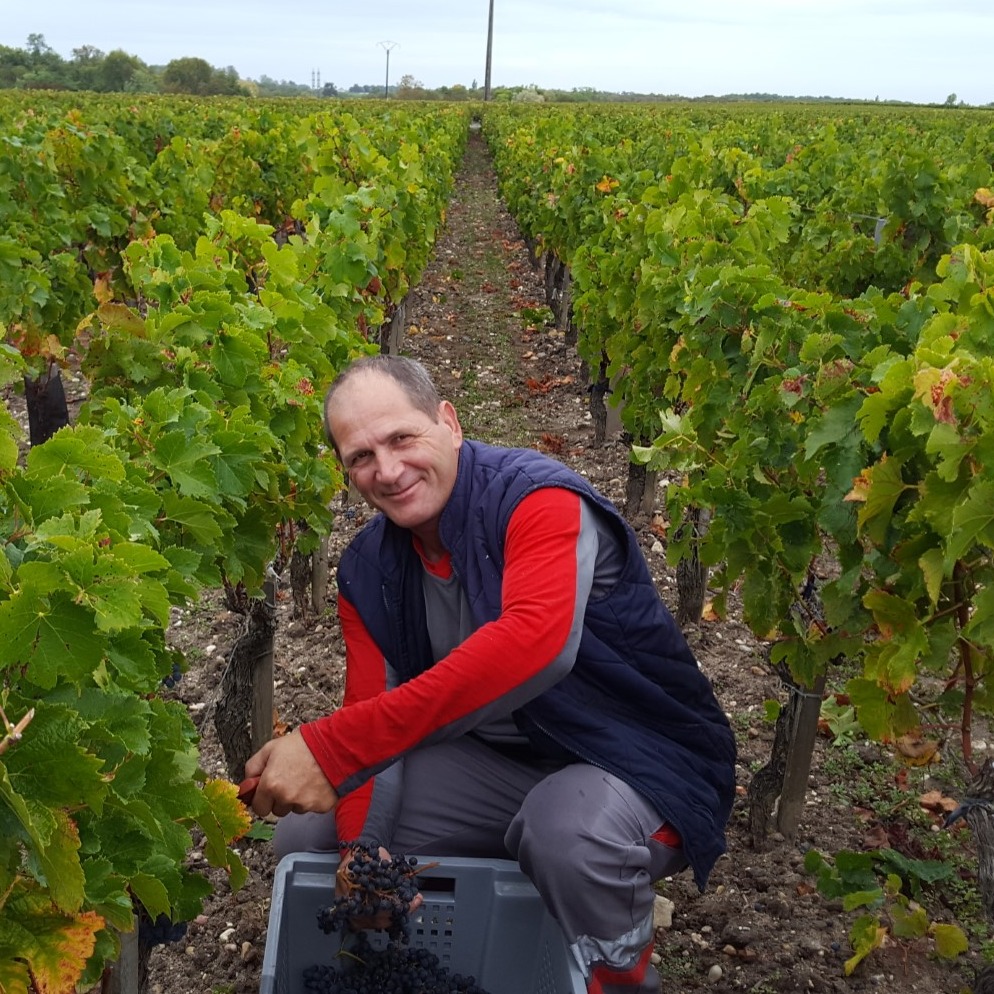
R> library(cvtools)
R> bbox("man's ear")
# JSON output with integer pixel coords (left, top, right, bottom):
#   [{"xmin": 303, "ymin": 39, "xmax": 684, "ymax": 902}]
[{"xmin": 439, "ymin": 400, "xmax": 463, "ymax": 443}]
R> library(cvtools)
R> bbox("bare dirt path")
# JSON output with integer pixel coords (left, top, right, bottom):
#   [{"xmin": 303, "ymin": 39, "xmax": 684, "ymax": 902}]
[{"xmin": 147, "ymin": 126, "xmax": 980, "ymax": 994}]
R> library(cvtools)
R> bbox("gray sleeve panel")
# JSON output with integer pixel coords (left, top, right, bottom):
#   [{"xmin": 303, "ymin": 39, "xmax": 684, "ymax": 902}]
[{"xmin": 352, "ymin": 757, "xmax": 404, "ymax": 848}]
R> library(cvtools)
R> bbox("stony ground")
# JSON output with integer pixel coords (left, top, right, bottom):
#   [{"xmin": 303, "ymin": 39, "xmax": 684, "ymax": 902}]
[{"xmin": 141, "ymin": 127, "xmax": 988, "ymax": 994}]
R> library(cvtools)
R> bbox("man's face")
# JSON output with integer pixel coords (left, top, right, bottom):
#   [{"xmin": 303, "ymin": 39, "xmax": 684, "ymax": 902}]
[{"xmin": 328, "ymin": 372, "xmax": 462, "ymax": 544}]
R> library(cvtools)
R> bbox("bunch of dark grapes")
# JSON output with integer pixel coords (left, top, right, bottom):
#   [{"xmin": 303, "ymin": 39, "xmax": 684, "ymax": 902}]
[
  {"xmin": 137, "ymin": 910, "xmax": 188, "ymax": 949},
  {"xmin": 161, "ymin": 660, "xmax": 183, "ymax": 689},
  {"xmin": 302, "ymin": 933, "xmax": 490, "ymax": 994},
  {"xmin": 306, "ymin": 845, "xmax": 494, "ymax": 993},
  {"xmin": 317, "ymin": 842, "xmax": 422, "ymax": 941}
]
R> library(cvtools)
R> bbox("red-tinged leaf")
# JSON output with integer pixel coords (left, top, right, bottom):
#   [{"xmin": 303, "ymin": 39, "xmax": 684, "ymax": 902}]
[
  {"xmin": 851, "ymin": 456, "xmax": 909, "ymax": 544},
  {"xmin": 4, "ymin": 886, "xmax": 104, "ymax": 994},
  {"xmin": 36, "ymin": 810, "xmax": 86, "ymax": 915}
]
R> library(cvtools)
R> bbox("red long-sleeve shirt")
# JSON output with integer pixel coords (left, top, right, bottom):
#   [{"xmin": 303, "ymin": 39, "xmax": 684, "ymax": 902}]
[{"xmin": 300, "ymin": 487, "xmax": 593, "ymax": 843}]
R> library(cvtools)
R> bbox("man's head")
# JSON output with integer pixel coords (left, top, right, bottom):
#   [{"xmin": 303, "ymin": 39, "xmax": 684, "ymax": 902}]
[{"xmin": 325, "ymin": 355, "xmax": 462, "ymax": 555}]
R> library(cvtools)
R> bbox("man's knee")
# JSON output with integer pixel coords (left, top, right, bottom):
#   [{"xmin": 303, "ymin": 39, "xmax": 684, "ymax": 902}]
[{"xmin": 272, "ymin": 811, "xmax": 337, "ymax": 860}]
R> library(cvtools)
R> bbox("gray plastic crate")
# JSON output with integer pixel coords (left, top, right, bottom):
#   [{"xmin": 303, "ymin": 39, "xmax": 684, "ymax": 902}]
[{"xmin": 260, "ymin": 852, "xmax": 585, "ymax": 994}]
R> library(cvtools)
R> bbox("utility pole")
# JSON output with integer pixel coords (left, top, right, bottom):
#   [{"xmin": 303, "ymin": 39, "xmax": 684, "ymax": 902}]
[
  {"xmin": 378, "ymin": 40, "xmax": 398, "ymax": 98},
  {"xmin": 484, "ymin": 0, "xmax": 494, "ymax": 101}
]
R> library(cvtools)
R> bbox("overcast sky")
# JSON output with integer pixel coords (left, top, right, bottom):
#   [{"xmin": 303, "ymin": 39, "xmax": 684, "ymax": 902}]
[{"xmin": 4, "ymin": 1, "xmax": 992, "ymax": 105}]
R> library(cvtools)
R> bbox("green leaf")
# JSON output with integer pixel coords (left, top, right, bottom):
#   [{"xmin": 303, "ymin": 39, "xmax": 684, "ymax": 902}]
[
  {"xmin": 0, "ymin": 594, "xmax": 106, "ymax": 689},
  {"xmin": 965, "ymin": 583, "xmax": 994, "ymax": 650},
  {"xmin": 843, "ymin": 888, "xmax": 885, "ymax": 912},
  {"xmin": 804, "ymin": 396, "xmax": 862, "ymax": 460},
  {"xmin": 846, "ymin": 678, "xmax": 894, "ymax": 741},
  {"xmin": 151, "ymin": 432, "xmax": 221, "ymax": 499},
  {"xmin": 130, "ymin": 872, "xmax": 171, "ymax": 921},
  {"xmin": 918, "ymin": 548, "xmax": 945, "ymax": 608},
  {"xmin": 213, "ymin": 331, "xmax": 263, "ymax": 388},
  {"xmin": 160, "ymin": 492, "xmax": 226, "ymax": 545},
  {"xmin": 946, "ymin": 480, "xmax": 994, "ymax": 567},
  {"xmin": 889, "ymin": 900, "xmax": 928, "ymax": 939},
  {"xmin": 82, "ymin": 858, "xmax": 136, "ymax": 932},
  {"xmin": 26, "ymin": 426, "xmax": 126, "ymax": 484},
  {"xmin": 32, "ymin": 809, "xmax": 86, "ymax": 914},
  {"xmin": 4, "ymin": 705, "xmax": 106, "ymax": 810},
  {"xmin": 81, "ymin": 576, "xmax": 145, "ymax": 633},
  {"xmin": 106, "ymin": 543, "xmax": 171, "ymax": 575},
  {"xmin": 925, "ymin": 421, "xmax": 971, "ymax": 483}
]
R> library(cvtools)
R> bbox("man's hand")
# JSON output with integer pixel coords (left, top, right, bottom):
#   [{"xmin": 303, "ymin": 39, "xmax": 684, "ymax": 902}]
[{"xmin": 243, "ymin": 730, "xmax": 338, "ymax": 817}]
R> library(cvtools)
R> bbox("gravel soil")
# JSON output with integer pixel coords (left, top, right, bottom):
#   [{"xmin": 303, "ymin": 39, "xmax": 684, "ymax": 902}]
[{"xmin": 141, "ymin": 127, "xmax": 985, "ymax": 994}]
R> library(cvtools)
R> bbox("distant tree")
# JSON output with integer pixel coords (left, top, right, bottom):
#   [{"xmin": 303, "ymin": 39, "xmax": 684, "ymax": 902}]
[
  {"xmin": 68, "ymin": 44, "xmax": 104, "ymax": 90},
  {"xmin": 438, "ymin": 83, "xmax": 468, "ymax": 101},
  {"xmin": 513, "ymin": 84, "xmax": 544, "ymax": 103},
  {"xmin": 162, "ymin": 56, "xmax": 213, "ymax": 94},
  {"xmin": 18, "ymin": 32, "xmax": 65, "ymax": 86},
  {"xmin": 98, "ymin": 49, "xmax": 147, "ymax": 91},
  {"xmin": 162, "ymin": 56, "xmax": 246, "ymax": 95},
  {"xmin": 396, "ymin": 73, "xmax": 425, "ymax": 99},
  {"xmin": 25, "ymin": 33, "xmax": 55, "ymax": 60},
  {"xmin": 0, "ymin": 44, "xmax": 31, "ymax": 87},
  {"xmin": 321, "ymin": 81, "xmax": 338, "ymax": 97},
  {"xmin": 945, "ymin": 92, "xmax": 958, "ymax": 106}
]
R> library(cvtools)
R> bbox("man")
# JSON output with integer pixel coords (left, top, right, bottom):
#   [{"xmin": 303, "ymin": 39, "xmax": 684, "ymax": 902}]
[{"xmin": 245, "ymin": 354, "xmax": 736, "ymax": 994}]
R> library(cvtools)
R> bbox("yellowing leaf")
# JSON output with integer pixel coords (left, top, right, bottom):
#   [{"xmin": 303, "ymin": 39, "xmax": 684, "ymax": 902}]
[
  {"xmin": 974, "ymin": 187, "xmax": 994, "ymax": 210},
  {"xmin": 5, "ymin": 885, "xmax": 104, "ymax": 994},
  {"xmin": 595, "ymin": 176, "xmax": 620, "ymax": 193},
  {"xmin": 930, "ymin": 922, "xmax": 969, "ymax": 959},
  {"xmin": 844, "ymin": 914, "xmax": 887, "ymax": 976}
]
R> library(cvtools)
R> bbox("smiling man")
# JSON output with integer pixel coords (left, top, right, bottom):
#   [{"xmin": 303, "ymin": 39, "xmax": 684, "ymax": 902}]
[{"xmin": 245, "ymin": 354, "xmax": 736, "ymax": 994}]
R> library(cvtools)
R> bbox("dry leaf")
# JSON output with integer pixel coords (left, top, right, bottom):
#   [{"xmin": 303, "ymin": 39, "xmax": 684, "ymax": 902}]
[
  {"xmin": 896, "ymin": 732, "xmax": 940, "ymax": 767},
  {"xmin": 918, "ymin": 790, "xmax": 958, "ymax": 814},
  {"xmin": 862, "ymin": 824, "xmax": 890, "ymax": 849}
]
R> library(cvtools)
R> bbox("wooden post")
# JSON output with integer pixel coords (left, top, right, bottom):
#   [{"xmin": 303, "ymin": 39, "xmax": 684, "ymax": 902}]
[
  {"xmin": 251, "ymin": 578, "xmax": 276, "ymax": 756},
  {"xmin": 102, "ymin": 918, "xmax": 144, "ymax": 994},
  {"xmin": 776, "ymin": 673, "xmax": 826, "ymax": 839},
  {"xmin": 311, "ymin": 535, "xmax": 330, "ymax": 615}
]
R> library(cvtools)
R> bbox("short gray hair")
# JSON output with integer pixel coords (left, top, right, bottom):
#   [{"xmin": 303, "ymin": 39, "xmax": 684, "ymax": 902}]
[{"xmin": 324, "ymin": 354, "xmax": 442, "ymax": 452}]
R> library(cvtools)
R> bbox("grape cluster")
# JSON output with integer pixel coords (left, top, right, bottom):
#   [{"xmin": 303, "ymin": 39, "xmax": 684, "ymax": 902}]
[
  {"xmin": 303, "ymin": 933, "xmax": 490, "ymax": 994},
  {"xmin": 306, "ymin": 845, "xmax": 493, "ymax": 994},
  {"xmin": 138, "ymin": 911, "xmax": 188, "ymax": 949},
  {"xmin": 317, "ymin": 843, "xmax": 421, "ymax": 941},
  {"xmin": 161, "ymin": 660, "xmax": 183, "ymax": 689}
]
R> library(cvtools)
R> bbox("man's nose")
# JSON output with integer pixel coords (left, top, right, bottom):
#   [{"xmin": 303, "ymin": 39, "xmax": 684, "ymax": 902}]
[{"xmin": 374, "ymin": 449, "xmax": 403, "ymax": 482}]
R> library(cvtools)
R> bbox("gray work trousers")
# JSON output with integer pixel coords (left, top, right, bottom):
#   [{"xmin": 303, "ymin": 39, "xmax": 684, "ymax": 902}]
[{"xmin": 274, "ymin": 736, "xmax": 685, "ymax": 993}]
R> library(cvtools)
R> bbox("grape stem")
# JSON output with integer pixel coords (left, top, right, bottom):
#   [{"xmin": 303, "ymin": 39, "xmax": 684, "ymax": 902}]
[{"xmin": 0, "ymin": 705, "xmax": 35, "ymax": 756}]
